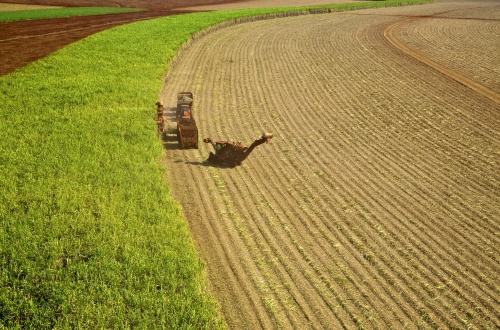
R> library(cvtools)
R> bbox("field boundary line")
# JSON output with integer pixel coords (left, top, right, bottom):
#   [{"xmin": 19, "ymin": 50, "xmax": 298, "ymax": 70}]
[{"xmin": 384, "ymin": 17, "xmax": 500, "ymax": 105}]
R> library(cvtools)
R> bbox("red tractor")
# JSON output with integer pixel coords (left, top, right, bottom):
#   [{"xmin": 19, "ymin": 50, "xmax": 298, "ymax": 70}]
[{"xmin": 176, "ymin": 92, "xmax": 198, "ymax": 148}]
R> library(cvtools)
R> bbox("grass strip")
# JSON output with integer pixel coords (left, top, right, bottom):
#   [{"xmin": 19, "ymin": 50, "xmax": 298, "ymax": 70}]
[
  {"xmin": 0, "ymin": 0, "xmax": 432, "ymax": 328},
  {"xmin": 0, "ymin": 7, "xmax": 144, "ymax": 22}
]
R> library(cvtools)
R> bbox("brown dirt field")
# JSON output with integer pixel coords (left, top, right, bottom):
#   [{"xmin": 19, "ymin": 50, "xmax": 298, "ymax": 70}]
[{"xmin": 159, "ymin": 0, "xmax": 499, "ymax": 328}]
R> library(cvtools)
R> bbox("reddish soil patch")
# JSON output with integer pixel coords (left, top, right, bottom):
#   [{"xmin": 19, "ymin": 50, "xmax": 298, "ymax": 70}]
[
  {"xmin": 0, "ymin": 0, "xmax": 250, "ymax": 76},
  {"xmin": 0, "ymin": 0, "xmax": 246, "ymax": 10}
]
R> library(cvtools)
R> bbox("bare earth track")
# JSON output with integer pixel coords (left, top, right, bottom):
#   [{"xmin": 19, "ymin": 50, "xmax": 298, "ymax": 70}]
[{"xmin": 159, "ymin": 0, "xmax": 499, "ymax": 328}]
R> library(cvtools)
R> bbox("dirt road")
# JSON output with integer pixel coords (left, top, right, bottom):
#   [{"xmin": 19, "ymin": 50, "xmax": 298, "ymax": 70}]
[{"xmin": 160, "ymin": 0, "xmax": 499, "ymax": 328}]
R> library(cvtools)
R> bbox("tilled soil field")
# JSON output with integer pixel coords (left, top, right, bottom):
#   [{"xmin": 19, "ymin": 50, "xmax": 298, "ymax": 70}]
[{"xmin": 159, "ymin": 0, "xmax": 499, "ymax": 328}]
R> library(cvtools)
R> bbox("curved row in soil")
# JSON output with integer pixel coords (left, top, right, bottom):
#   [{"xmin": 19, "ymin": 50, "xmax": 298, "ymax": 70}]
[
  {"xmin": 383, "ymin": 11, "xmax": 500, "ymax": 103},
  {"xmin": 160, "ymin": 1, "xmax": 499, "ymax": 329}
]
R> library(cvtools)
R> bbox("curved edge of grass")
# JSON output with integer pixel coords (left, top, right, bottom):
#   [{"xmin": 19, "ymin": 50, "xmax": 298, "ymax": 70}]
[
  {"xmin": 0, "ymin": 7, "xmax": 144, "ymax": 22},
  {"xmin": 0, "ymin": 0, "xmax": 432, "ymax": 328}
]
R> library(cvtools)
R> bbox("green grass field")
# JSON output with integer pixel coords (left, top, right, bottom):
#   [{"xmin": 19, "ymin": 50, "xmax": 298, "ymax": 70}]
[
  {"xmin": 0, "ymin": 1, "xmax": 432, "ymax": 328},
  {"xmin": 0, "ymin": 7, "xmax": 143, "ymax": 22}
]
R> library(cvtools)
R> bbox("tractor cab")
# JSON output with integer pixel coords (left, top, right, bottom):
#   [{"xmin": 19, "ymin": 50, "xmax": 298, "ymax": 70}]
[{"xmin": 177, "ymin": 105, "xmax": 191, "ymax": 120}]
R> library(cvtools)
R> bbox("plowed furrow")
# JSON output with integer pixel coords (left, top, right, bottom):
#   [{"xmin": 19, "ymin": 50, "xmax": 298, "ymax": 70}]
[
  {"xmin": 186, "ymin": 26, "xmax": 346, "ymax": 330},
  {"xmin": 234, "ymin": 170, "xmax": 354, "ymax": 329},
  {"xmin": 247, "ymin": 25, "xmax": 409, "ymax": 327},
  {"xmin": 222, "ymin": 33, "xmax": 358, "ymax": 328},
  {"xmin": 280, "ymin": 14, "xmax": 498, "ymax": 310},
  {"xmin": 257, "ymin": 24, "xmax": 434, "ymax": 326},
  {"xmin": 160, "ymin": 2, "xmax": 500, "ymax": 328},
  {"xmin": 239, "ymin": 157, "xmax": 404, "ymax": 328},
  {"xmin": 222, "ymin": 23, "xmax": 444, "ymax": 326}
]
